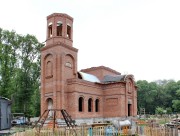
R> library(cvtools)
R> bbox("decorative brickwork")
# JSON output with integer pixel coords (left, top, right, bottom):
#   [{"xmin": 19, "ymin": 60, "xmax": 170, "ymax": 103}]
[{"xmin": 41, "ymin": 13, "xmax": 137, "ymax": 121}]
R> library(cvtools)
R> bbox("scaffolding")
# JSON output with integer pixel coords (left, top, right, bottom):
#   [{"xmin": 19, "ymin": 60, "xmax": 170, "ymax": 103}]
[{"xmin": 33, "ymin": 109, "xmax": 77, "ymax": 136}]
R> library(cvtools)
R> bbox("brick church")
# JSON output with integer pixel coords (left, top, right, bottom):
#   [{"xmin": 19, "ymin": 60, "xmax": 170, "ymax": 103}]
[{"xmin": 40, "ymin": 13, "xmax": 137, "ymax": 124}]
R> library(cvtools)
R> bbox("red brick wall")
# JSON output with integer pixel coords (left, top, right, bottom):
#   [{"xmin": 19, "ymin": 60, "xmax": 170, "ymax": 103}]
[
  {"xmin": 41, "ymin": 13, "xmax": 137, "ymax": 120},
  {"xmin": 66, "ymin": 79, "xmax": 104, "ymax": 119},
  {"xmin": 65, "ymin": 78, "xmax": 137, "ymax": 119}
]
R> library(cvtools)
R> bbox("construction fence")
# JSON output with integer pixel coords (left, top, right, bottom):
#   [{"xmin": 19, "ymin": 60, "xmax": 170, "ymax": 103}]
[
  {"xmin": 12, "ymin": 125, "xmax": 179, "ymax": 136},
  {"xmin": 136, "ymin": 126, "xmax": 179, "ymax": 136}
]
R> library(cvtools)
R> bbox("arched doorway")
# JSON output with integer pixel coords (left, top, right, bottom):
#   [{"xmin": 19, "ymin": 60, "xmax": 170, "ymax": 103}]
[
  {"xmin": 47, "ymin": 98, "xmax": 53, "ymax": 117},
  {"xmin": 128, "ymin": 99, "xmax": 132, "ymax": 116}
]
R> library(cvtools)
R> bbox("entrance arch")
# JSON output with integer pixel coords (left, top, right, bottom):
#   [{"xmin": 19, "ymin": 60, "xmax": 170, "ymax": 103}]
[{"xmin": 47, "ymin": 98, "xmax": 53, "ymax": 117}]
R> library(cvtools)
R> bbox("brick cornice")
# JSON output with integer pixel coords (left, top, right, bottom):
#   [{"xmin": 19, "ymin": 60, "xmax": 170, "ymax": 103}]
[
  {"xmin": 41, "ymin": 42, "xmax": 78, "ymax": 52},
  {"xmin": 65, "ymin": 91, "xmax": 125, "ymax": 96},
  {"xmin": 81, "ymin": 66, "xmax": 121, "ymax": 75},
  {"xmin": 47, "ymin": 13, "xmax": 73, "ymax": 21},
  {"xmin": 46, "ymin": 36, "xmax": 73, "ymax": 42},
  {"xmin": 67, "ymin": 78, "xmax": 126, "ymax": 90}
]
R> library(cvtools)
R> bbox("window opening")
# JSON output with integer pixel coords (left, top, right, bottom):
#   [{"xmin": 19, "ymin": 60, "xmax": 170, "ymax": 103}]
[
  {"xmin": 57, "ymin": 22, "xmax": 62, "ymax": 36},
  {"xmin": 48, "ymin": 24, "xmax": 53, "ymax": 38},
  {"xmin": 78, "ymin": 97, "xmax": 84, "ymax": 112},
  {"xmin": 128, "ymin": 104, "xmax": 131, "ymax": 116},
  {"xmin": 95, "ymin": 99, "xmax": 99, "ymax": 112},
  {"xmin": 67, "ymin": 25, "xmax": 71, "ymax": 39},
  {"xmin": 47, "ymin": 98, "xmax": 53, "ymax": 117},
  {"xmin": 88, "ymin": 98, "xmax": 93, "ymax": 112}
]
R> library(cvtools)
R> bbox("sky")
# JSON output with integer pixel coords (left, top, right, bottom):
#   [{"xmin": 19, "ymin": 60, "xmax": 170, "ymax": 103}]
[{"xmin": 0, "ymin": 0, "xmax": 180, "ymax": 82}]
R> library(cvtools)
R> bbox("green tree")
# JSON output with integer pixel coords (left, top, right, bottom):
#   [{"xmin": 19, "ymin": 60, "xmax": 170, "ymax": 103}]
[
  {"xmin": 0, "ymin": 29, "xmax": 19, "ymax": 98},
  {"xmin": 172, "ymin": 89, "xmax": 180, "ymax": 112},
  {"xmin": 0, "ymin": 28, "xmax": 43, "ymax": 117},
  {"xmin": 155, "ymin": 107, "xmax": 165, "ymax": 116},
  {"xmin": 163, "ymin": 80, "xmax": 179, "ymax": 107},
  {"xmin": 136, "ymin": 80, "xmax": 159, "ymax": 114},
  {"xmin": 166, "ymin": 107, "xmax": 172, "ymax": 114},
  {"xmin": 136, "ymin": 79, "xmax": 180, "ymax": 114}
]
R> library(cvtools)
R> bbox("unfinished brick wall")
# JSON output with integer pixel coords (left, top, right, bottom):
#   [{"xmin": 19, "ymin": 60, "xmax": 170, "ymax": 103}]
[{"xmin": 41, "ymin": 13, "xmax": 137, "ymax": 120}]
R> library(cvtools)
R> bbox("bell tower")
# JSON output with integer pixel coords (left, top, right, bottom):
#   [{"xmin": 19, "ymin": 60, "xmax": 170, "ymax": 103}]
[
  {"xmin": 41, "ymin": 13, "xmax": 78, "ymax": 116},
  {"xmin": 46, "ymin": 13, "xmax": 73, "ymax": 46}
]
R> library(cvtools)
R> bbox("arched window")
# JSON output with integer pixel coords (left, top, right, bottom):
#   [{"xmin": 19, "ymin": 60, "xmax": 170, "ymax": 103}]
[
  {"xmin": 57, "ymin": 21, "xmax": 62, "ymax": 36},
  {"xmin": 67, "ymin": 25, "xmax": 71, "ymax": 39},
  {"xmin": 48, "ymin": 23, "xmax": 53, "ymax": 38},
  {"xmin": 95, "ymin": 99, "xmax": 99, "ymax": 112},
  {"xmin": 78, "ymin": 97, "xmax": 84, "ymax": 112},
  {"xmin": 88, "ymin": 98, "xmax": 93, "ymax": 112}
]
